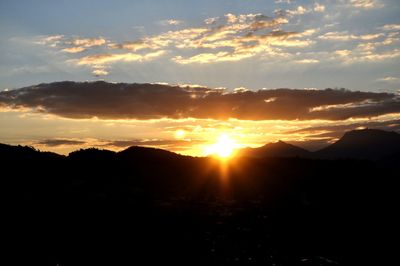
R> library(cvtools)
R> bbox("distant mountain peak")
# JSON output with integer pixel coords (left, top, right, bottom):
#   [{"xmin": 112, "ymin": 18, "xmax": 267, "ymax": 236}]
[
  {"xmin": 316, "ymin": 128, "xmax": 400, "ymax": 160},
  {"xmin": 117, "ymin": 145, "xmax": 184, "ymax": 161},
  {"xmin": 238, "ymin": 140, "xmax": 312, "ymax": 158},
  {"xmin": 342, "ymin": 128, "xmax": 399, "ymax": 138},
  {"xmin": 237, "ymin": 129, "xmax": 400, "ymax": 160}
]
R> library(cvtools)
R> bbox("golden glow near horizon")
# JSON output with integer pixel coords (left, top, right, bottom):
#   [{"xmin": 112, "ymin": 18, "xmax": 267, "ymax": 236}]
[
  {"xmin": 205, "ymin": 134, "xmax": 237, "ymax": 159},
  {"xmin": 1, "ymin": 110, "xmax": 400, "ymax": 156}
]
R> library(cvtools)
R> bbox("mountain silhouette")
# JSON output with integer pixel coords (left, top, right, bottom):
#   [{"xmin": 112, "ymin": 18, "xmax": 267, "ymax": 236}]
[
  {"xmin": 238, "ymin": 140, "xmax": 312, "ymax": 158},
  {"xmin": 1, "ymin": 130, "xmax": 398, "ymax": 265},
  {"xmin": 0, "ymin": 143, "xmax": 63, "ymax": 160},
  {"xmin": 315, "ymin": 128, "xmax": 400, "ymax": 160},
  {"xmin": 117, "ymin": 145, "xmax": 185, "ymax": 161},
  {"xmin": 69, "ymin": 147, "xmax": 116, "ymax": 160},
  {"xmin": 237, "ymin": 129, "xmax": 400, "ymax": 160}
]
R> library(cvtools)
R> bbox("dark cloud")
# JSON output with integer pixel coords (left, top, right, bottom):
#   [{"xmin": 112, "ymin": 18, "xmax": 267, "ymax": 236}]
[
  {"xmin": 1, "ymin": 81, "xmax": 399, "ymax": 121},
  {"xmin": 106, "ymin": 139, "xmax": 199, "ymax": 148},
  {"xmin": 37, "ymin": 139, "xmax": 86, "ymax": 147}
]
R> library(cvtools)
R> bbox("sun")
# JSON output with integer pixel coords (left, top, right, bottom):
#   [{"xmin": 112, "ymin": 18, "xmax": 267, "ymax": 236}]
[
  {"xmin": 174, "ymin": 129, "xmax": 186, "ymax": 139},
  {"xmin": 207, "ymin": 134, "xmax": 237, "ymax": 159}
]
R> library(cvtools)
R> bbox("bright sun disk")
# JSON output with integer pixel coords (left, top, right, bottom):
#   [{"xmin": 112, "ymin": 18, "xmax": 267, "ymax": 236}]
[{"xmin": 207, "ymin": 134, "xmax": 236, "ymax": 159}]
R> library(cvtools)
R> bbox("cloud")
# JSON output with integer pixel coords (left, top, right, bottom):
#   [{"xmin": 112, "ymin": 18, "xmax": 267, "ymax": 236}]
[
  {"xmin": 295, "ymin": 59, "xmax": 319, "ymax": 64},
  {"xmin": 41, "ymin": 35, "xmax": 64, "ymax": 42},
  {"xmin": 349, "ymin": 0, "xmax": 383, "ymax": 9},
  {"xmin": 355, "ymin": 49, "xmax": 400, "ymax": 62},
  {"xmin": 376, "ymin": 76, "xmax": 400, "ymax": 83},
  {"xmin": 37, "ymin": 139, "xmax": 86, "ymax": 147},
  {"xmin": 36, "ymin": 12, "xmax": 319, "ymax": 73},
  {"xmin": 63, "ymin": 37, "xmax": 106, "ymax": 53},
  {"xmin": 1, "ymin": 81, "xmax": 399, "ymax": 121},
  {"xmin": 172, "ymin": 51, "xmax": 255, "ymax": 64},
  {"xmin": 72, "ymin": 50, "xmax": 165, "ymax": 76},
  {"xmin": 37, "ymin": 35, "xmax": 64, "ymax": 47},
  {"xmin": 76, "ymin": 50, "xmax": 166, "ymax": 66},
  {"xmin": 69, "ymin": 38, "xmax": 106, "ymax": 47},
  {"xmin": 39, "ymin": 36, "xmax": 107, "ymax": 53},
  {"xmin": 92, "ymin": 68, "xmax": 109, "ymax": 76},
  {"xmin": 204, "ymin": 17, "xmax": 219, "ymax": 25},
  {"xmin": 314, "ymin": 3, "xmax": 325, "ymax": 12},
  {"xmin": 103, "ymin": 12, "xmax": 313, "ymax": 65},
  {"xmin": 106, "ymin": 139, "xmax": 198, "ymax": 149},
  {"xmin": 286, "ymin": 6, "xmax": 312, "ymax": 16},
  {"xmin": 108, "ymin": 40, "xmax": 160, "ymax": 51},
  {"xmin": 158, "ymin": 19, "xmax": 183, "ymax": 26},
  {"xmin": 380, "ymin": 24, "xmax": 400, "ymax": 31},
  {"xmin": 33, "ymin": 10, "xmax": 398, "ymax": 77},
  {"xmin": 319, "ymin": 31, "xmax": 383, "ymax": 41},
  {"xmin": 275, "ymin": 0, "xmax": 292, "ymax": 4},
  {"xmin": 334, "ymin": 49, "xmax": 352, "ymax": 56},
  {"xmin": 62, "ymin": 47, "xmax": 86, "ymax": 53},
  {"xmin": 327, "ymin": 30, "xmax": 399, "ymax": 64}
]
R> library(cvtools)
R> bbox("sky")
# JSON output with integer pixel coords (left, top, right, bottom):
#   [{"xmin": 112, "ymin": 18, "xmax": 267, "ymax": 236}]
[{"xmin": 0, "ymin": 0, "xmax": 399, "ymax": 155}]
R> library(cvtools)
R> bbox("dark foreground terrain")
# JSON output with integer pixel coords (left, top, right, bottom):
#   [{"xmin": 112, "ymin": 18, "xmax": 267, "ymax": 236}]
[{"xmin": 1, "ymin": 132, "xmax": 399, "ymax": 265}]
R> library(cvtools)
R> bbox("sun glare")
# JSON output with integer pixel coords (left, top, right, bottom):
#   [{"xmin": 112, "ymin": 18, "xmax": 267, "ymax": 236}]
[
  {"xmin": 174, "ymin": 129, "xmax": 186, "ymax": 139},
  {"xmin": 206, "ymin": 134, "xmax": 237, "ymax": 159}
]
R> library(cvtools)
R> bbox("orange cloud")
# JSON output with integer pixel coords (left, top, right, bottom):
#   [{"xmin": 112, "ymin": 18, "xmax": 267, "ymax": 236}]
[
  {"xmin": 62, "ymin": 46, "xmax": 86, "ymax": 53},
  {"xmin": 61, "ymin": 37, "xmax": 107, "ymax": 53}
]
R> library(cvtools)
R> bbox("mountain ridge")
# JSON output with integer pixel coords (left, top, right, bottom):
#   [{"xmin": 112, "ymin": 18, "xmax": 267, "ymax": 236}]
[
  {"xmin": 237, "ymin": 128, "xmax": 400, "ymax": 160},
  {"xmin": 1, "ymin": 129, "xmax": 399, "ymax": 161},
  {"xmin": 237, "ymin": 140, "xmax": 312, "ymax": 158}
]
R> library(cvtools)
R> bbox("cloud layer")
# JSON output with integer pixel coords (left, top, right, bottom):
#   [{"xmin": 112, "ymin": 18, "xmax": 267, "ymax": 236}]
[
  {"xmin": 26, "ymin": 2, "xmax": 398, "ymax": 83},
  {"xmin": 1, "ymin": 81, "xmax": 399, "ymax": 121}
]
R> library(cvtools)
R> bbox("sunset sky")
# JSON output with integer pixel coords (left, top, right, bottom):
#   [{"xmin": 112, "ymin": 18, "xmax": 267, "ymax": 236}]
[{"xmin": 0, "ymin": 0, "xmax": 399, "ymax": 155}]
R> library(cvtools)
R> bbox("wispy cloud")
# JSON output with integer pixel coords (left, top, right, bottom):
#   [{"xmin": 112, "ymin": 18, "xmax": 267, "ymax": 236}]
[
  {"xmin": 37, "ymin": 35, "xmax": 64, "ymax": 47},
  {"xmin": 92, "ymin": 68, "xmax": 109, "ymax": 76},
  {"xmin": 76, "ymin": 50, "xmax": 166, "ymax": 66},
  {"xmin": 69, "ymin": 37, "xmax": 106, "ymax": 47},
  {"xmin": 58, "ymin": 12, "xmax": 315, "ymax": 69},
  {"xmin": 74, "ymin": 50, "xmax": 165, "ymax": 75},
  {"xmin": 295, "ymin": 59, "xmax": 319, "ymax": 64},
  {"xmin": 380, "ymin": 24, "xmax": 400, "ymax": 31},
  {"xmin": 376, "ymin": 76, "xmax": 400, "ymax": 83},
  {"xmin": 32, "ymin": 8, "xmax": 398, "ymax": 78},
  {"xmin": 62, "ymin": 37, "xmax": 107, "ymax": 53},
  {"xmin": 319, "ymin": 31, "xmax": 383, "ymax": 41},
  {"xmin": 275, "ymin": 0, "xmax": 292, "ymax": 4},
  {"xmin": 106, "ymin": 139, "xmax": 198, "ymax": 149},
  {"xmin": 349, "ymin": 0, "xmax": 384, "ymax": 9},
  {"xmin": 39, "ymin": 35, "xmax": 107, "ymax": 53},
  {"xmin": 286, "ymin": 6, "xmax": 312, "ymax": 16},
  {"xmin": 158, "ymin": 19, "xmax": 183, "ymax": 26},
  {"xmin": 314, "ymin": 3, "xmax": 326, "ymax": 12},
  {"xmin": 62, "ymin": 46, "xmax": 86, "ymax": 53}
]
